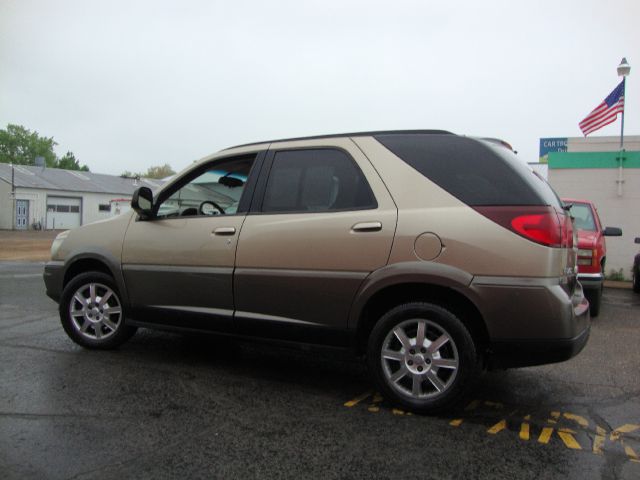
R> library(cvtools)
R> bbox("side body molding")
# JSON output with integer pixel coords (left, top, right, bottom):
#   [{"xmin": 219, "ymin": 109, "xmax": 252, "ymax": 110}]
[{"xmin": 348, "ymin": 261, "xmax": 479, "ymax": 330}]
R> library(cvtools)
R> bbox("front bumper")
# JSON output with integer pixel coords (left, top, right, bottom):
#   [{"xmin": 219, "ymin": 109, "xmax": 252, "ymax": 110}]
[
  {"xmin": 43, "ymin": 261, "xmax": 64, "ymax": 303},
  {"xmin": 577, "ymin": 272, "xmax": 604, "ymax": 291}
]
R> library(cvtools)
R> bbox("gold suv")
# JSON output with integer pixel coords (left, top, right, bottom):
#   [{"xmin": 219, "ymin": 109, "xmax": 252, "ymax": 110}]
[{"xmin": 44, "ymin": 131, "xmax": 590, "ymax": 413}]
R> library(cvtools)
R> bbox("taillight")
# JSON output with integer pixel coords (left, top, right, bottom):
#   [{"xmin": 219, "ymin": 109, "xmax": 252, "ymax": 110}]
[{"xmin": 473, "ymin": 206, "xmax": 569, "ymax": 248}]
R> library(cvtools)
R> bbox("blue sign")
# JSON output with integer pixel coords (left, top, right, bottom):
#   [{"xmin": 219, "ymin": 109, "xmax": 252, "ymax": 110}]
[{"xmin": 539, "ymin": 138, "xmax": 568, "ymax": 160}]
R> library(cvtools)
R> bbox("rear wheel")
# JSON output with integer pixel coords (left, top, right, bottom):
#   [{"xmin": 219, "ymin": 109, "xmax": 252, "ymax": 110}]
[
  {"xmin": 59, "ymin": 271, "xmax": 137, "ymax": 349},
  {"xmin": 634, "ymin": 267, "xmax": 640, "ymax": 293},
  {"xmin": 367, "ymin": 302, "xmax": 479, "ymax": 414}
]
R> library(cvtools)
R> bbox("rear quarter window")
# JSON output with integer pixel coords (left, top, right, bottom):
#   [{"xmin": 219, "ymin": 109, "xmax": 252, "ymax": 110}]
[{"xmin": 374, "ymin": 134, "xmax": 562, "ymax": 208}]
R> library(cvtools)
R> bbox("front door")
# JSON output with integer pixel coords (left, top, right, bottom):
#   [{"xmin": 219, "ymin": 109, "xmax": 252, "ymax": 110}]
[
  {"xmin": 121, "ymin": 152, "xmax": 263, "ymax": 332},
  {"xmin": 15, "ymin": 199, "xmax": 29, "ymax": 230}
]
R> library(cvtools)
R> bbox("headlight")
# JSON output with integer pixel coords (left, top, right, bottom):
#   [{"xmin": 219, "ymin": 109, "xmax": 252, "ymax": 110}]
[{"xmin": 50, "ymin": 230, "xmax": 70, "ymax": 259}]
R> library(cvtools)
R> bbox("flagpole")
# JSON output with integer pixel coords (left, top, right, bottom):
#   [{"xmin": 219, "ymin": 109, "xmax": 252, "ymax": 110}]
[
  {"xmin": 616, "ymin": 58, "xmax": 631, "ymax": 196},
  {"xmin": 620, "ymin": 76, "xmax": 625, "ymax": 151}
]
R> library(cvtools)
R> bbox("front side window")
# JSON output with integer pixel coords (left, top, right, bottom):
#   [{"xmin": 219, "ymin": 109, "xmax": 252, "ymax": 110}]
[
  {"xmin": 156, "ymin": 155, "xmax": 255, "ymax": 219},
  {"xmin": 262, "ymin": 149, "xmax": 376, "ymax": 213}
]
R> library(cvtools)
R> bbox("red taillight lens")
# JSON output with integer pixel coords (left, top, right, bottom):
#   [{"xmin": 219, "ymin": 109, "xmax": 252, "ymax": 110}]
[
  {"xmin": 473, "ymin": 206, "xmax": 567, "ymax": 248},
  {"xmin": 511, "ymin": 213, "xmax": 561, "ymax": 246}
]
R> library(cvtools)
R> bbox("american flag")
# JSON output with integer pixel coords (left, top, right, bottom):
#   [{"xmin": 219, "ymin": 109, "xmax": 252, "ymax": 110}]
[{"xmin": 579, "ymin": 80, "xmax": 625, "ymax": 136}]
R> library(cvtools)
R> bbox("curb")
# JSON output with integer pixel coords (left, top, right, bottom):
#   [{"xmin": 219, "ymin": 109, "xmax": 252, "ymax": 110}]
[{"xmin": 603, "ymin": 280, "xmax": 632, "ymax": 290}]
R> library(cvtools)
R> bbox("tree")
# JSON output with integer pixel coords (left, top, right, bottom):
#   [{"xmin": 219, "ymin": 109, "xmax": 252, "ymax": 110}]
[
  {"xmin": 0, "ymin": 123, "xmax": 89, "ymax": 171},
  {"xmin": 0, "ymin": 124, "xmax": 57, "ymax": 167},
  {"xmin": 121, "ymin": 163, "xmax": 175, "ymax": 179},
  {"xmin": 57, "ymin": 151, "xmax": 89, "ymax": 171},
  {"xmin": 145, "ymin": 163, "xmax": 175, "ymax": 179}
]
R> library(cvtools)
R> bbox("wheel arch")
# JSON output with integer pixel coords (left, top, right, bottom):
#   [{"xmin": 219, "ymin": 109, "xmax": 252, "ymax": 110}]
[
  {"xmin": 62, "ymin": 252, "xmax": 130, "ymax": 306},
  {"xmin": 350, "ymin": 263, "xmax": 489, "ymax": 355}
]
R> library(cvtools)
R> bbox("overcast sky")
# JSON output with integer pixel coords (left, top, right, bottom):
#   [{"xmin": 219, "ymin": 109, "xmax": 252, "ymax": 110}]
[{"xmin": 1, "ymin": 0, "xmax": 639, "ymax": 175}]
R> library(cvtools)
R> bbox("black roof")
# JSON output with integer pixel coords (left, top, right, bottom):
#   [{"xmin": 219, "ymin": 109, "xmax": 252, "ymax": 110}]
[{"xmin": 227, "ymin": 129, "xmax": 454, "ymax": 150}]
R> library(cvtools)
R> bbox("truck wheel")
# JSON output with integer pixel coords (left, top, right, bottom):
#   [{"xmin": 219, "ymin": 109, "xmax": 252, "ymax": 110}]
[
  {"xmin": 367, "ymin": 302, "xmax": 479, "ymax": 414},
  {"xmin": 588, "ymin": 286, "xmax": 602, "ymax": 317},
  {"xmin": 59, "ymin": 271, "xmax": 137, "ymax": 349}
]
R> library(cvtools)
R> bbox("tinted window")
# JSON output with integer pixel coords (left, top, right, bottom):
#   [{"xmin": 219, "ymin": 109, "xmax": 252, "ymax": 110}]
[
  {"xmin": 375, "ymin": 134, "xmax": 561, "ymax": 207},
  {"xmin": 262, "ymin": 149, "xmax": 376, "ymax": 213}
]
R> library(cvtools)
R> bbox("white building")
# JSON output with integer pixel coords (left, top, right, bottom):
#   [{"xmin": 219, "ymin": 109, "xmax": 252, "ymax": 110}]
[
  {"xmin": 544, "ymin": 135, "xmax": 640, "ymax": 280},
  {"xmin": 0, "ymin": 164, "xmax": 162, "ymax": 230}
]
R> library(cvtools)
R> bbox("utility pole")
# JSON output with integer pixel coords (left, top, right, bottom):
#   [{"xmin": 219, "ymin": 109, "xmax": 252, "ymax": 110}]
[{"xmin": 11, "ymin": 163, "xmax": 16, "ymax": 230}]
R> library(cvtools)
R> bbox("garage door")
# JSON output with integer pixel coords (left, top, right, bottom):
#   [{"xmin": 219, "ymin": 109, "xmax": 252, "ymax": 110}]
[{"xmin": 46, "ymin": 196, "xmax": 81, "ymax": 230}]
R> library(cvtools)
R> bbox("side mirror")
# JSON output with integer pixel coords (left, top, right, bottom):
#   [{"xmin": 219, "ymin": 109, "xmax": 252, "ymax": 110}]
[
  {"xmin": 634, "ymin": 237, "xmax": 640, "ymax": 244},
  {"xmin": 603, "ymin": 226, "xmax": 622, "ymax": 237},
  {"xmin": 131, "ymin": 187, "xmax": 154, "ymax": 220}
]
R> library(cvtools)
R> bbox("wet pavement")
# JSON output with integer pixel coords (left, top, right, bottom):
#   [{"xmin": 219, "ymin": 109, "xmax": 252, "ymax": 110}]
[{"xmin": 1, "ymin": 261, "xmax": 639, "ymax": 479}]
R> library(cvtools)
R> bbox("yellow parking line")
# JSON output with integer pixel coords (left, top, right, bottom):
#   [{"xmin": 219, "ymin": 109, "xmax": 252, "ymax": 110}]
[
  {"xmin": 520, "ymin": 415, "xmax": 531, "ymax": 441},
  {"xmin": 344, "ymin": 391, "xmax": 373, "ymax": 408},
  {"xmin": 538, "ymin": 427, "xmax": 553, "ymax": 444},
  {"xmin": 558, "ymin": 429, "xmax": 582, "ymax": 450},
  {"xmin": 593, "ymin": 426, "xmax": 606, "ymax": 455},
  {"xmin": 487, "ymin": 419, "xmax": 507, "ymax": 434}
]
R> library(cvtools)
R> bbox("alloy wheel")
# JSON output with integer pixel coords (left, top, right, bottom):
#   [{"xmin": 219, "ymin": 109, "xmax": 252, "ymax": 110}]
[
  {"xmin": 380, "ymin": 318, "xmax": 459, "ymax": 399},
  {"xmin": 69, "ymin": 282, "xmax": 123, "ymax": 341}
]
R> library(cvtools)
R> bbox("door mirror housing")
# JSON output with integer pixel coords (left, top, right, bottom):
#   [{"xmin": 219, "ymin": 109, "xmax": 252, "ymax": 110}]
[
  {"xmin": 603, "ymin": 226, "xmax": 622, "ymax": 237},
  {"xmin": 131, "ymin": 187, "xmax": 154, "ymax": 220}
]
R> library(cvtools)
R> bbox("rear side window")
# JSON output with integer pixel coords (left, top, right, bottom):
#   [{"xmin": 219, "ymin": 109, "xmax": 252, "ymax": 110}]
[
  {"xmin": 262, "ymin": 149, "xmax": 377, "ymax": 213},
  {"xmin": 375, "ymin": 134, "xmax": 561, "ymax": 207}
]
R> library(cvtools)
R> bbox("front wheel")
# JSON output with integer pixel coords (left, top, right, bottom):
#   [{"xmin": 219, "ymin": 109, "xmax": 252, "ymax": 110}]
[
  {"xmin": 367, "ymin": 302, "xmax": 479, "ymax": 414},
  {"xmin": 587, "ymin": 285, "xmax": 602, "ymax": 317},
  {"xmin": 59, "ymin": 271, "xmax": 137, "ymax": 349}
]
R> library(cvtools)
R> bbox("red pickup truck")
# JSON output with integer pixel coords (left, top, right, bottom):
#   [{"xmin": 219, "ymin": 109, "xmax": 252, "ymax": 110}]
[{"xmin": 563, "ymin": 198, "xmax": 622, "ymax": 316}]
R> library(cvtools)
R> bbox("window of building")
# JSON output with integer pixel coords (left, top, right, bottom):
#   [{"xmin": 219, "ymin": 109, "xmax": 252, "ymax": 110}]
[{"xmin": 98, "ymin": 204, "xmax": 111, "ymax": 212}]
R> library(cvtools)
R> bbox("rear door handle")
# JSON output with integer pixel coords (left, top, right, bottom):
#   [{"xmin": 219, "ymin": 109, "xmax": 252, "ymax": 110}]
[
  {"xmin": 352, "ymin": 222, "xmax": 382, "ymax": 232},
  {"xmin": 213, "ymin": 227, "xmax": 236, "ymax": 235}
]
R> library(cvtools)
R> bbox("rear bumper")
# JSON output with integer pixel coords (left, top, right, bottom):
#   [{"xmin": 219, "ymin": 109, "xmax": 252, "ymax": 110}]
[
  {"xmin": 488, "ymin": 325, "xmax": 590, "ymax": 369},
  {"xmin": 471, "ymin": 276, "xmax": 591, "ymax": 369}
]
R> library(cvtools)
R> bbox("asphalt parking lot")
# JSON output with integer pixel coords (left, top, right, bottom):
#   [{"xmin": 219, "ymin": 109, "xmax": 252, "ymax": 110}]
[{"xmin": 1, "ymin": 261, "xmax": 639, "ymax": 480}]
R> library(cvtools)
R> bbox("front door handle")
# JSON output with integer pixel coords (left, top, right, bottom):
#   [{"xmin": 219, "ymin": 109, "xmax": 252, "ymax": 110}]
[
  {"xmin": 352, "ymin": 222, "xmax": 382, "ymax": 232},
  {"xmin": 213, "ymin": 227, "xmax": 236, "ymax": 236}
]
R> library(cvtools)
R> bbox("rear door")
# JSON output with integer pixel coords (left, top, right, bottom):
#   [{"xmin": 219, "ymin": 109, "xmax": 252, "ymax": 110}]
[{"xmin": 234, "ymin": 138, "xmax": 397, "ymax": 343}]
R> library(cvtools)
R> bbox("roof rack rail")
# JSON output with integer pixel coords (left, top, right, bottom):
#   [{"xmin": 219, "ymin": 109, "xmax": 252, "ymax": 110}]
[{"xmin": 226, "ymin": 129, "xmax": 454, "ymax": 150}]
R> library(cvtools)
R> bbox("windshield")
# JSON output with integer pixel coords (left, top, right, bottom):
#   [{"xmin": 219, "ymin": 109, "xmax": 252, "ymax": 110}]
[{"xmin": 570, "ymin": 203, "xmax": 596, "ymax": 231}]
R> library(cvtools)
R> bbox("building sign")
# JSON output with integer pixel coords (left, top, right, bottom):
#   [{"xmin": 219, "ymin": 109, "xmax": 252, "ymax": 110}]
[{"xmin": 539, "ymin": 138, "xmax": 568, "ymax": 163}]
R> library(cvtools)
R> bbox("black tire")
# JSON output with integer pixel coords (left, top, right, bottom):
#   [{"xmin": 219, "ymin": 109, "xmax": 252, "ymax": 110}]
[
  {"xmin": 59, "ymin": 271, "xmax": 137, "ymax": 349},
  {"xmin": 634, "ymin": 268, "xmax": 640, "ymax": 293},
  {"xmin": 587, "ymin": 286, "xmax": 602, "ymax": 317},
  {"xmin": 367, "ymin": 302, "xmax": 479, "ymax": 414}
]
